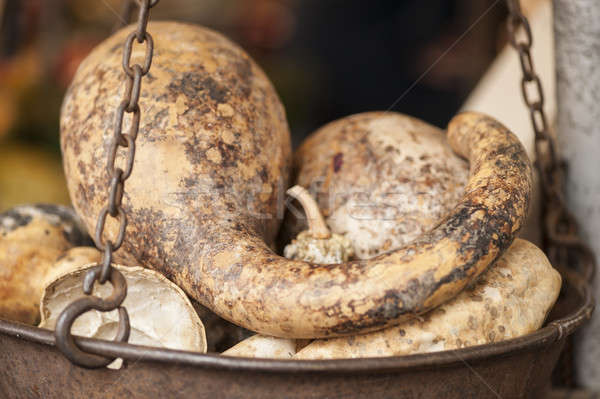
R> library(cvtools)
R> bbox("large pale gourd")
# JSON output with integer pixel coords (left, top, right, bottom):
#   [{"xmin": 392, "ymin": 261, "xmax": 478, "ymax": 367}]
[
  {"xmin": 61, "ymin": 21, "xmax": 291, "ymax": 251},
  {"xmin": 61, "ymin": 21, "xmax": 532, "ymax": 338},
  {"xmin": 284, "ymin": 112, "xmax": 469, "ymax": 259}
]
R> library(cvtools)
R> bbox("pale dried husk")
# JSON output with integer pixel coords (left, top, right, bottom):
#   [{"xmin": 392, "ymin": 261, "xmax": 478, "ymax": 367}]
[
  {"xmin": 40, "ymin": 263, "xmax": 206, "ymax": 366},
  {"xmin": 295, "ymin": 239, "xmax": 561, "ymax": 359},
  {"xmin": 222, "ymin": 335, "xmax": 297, "ymax": 359}
]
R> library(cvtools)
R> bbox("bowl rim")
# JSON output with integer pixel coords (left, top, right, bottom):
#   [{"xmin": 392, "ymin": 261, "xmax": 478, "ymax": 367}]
[{"xmin": 0, "ymin": 267, "xmax": 593, "ymax": 373}]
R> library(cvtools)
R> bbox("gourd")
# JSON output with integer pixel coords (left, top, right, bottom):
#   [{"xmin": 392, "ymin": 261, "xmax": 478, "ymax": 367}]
[
  {"xmin": 222, "ymin": 335, "xmax": 297, "ymax": 359},
  {"xmin": 295, "ymin": 239, "xmax": 561, "ymax": 359},
  {"xmin": 0, "ymin": 204, "xmax": 91, "ymax": 324},
  {"xmin": 282, "ymin": 112, "xmax": 469, "ymax": 260},
  {"xmin": 223, "ymin": 186, "xmax": 352, "ymax": 357},
  {"xmin": 61, "ymin": 21, "xmax": 532, "ymax": 338},
  {"xmin": 227, "ymin": 114, "xmax": 557, "ymax": 360}
]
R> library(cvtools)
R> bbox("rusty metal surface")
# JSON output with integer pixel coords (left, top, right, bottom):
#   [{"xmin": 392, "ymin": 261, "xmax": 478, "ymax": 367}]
[
  {"xmin": 0, "ymin": 267, "xmax": 593, "ymax": 399},
  {"xmin": 551, "ymin": 390, "xmax": 600, "ymax": 399}
]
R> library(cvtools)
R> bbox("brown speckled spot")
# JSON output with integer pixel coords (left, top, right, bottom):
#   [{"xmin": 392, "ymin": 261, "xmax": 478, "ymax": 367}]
[
  {"xmin": 490, "ymin": 307, "xmax": 499, "ymax": 319},
  {"xmin": 332, "ymin": 152, "xmax": 343, "ymax": 172}
]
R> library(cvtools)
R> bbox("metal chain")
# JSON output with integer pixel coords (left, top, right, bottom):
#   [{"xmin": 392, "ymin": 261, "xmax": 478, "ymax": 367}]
[
  {"xmin": 506, "ymin": 1, "xmax": 596, "ymax": 385},
  {"xmin": 506, "ymin": 0, "xmax": 594, "ymax": 278},
  {"xmin": 55, "ymin": 0, "xmax": 159, "ymax": 369},
  {"xmin": 506, "ymin": 0, "xmax": 557, "ymax": 175}
]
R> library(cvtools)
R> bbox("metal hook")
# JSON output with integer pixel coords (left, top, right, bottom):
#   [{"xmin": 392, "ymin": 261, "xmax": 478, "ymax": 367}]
[{"xmin": 54, "ymin": 265, "xmax": 131, "ymax": 368}]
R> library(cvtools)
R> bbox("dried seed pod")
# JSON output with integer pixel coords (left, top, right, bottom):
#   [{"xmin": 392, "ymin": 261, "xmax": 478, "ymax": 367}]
[
  {"xmin": 286, "ymin": 112, "xmax": 469, "ymax": 260},
  {"xmin": 295, "ymin": 239, "xmax": 561, "ymax": 359},
  {"xmin": 283, "ymin": 185, "xmax": 354, "ymax": 264},
  {"xmin": 61, "ymin": 19, "xmax": 532, "ymax": 338},
  {"xmin": 222, "ymin": 335, "xmax": 296, "ymax": 359},
  {"xmin": 0, "ymin": 204, "xmax": 91, "ymax": 324},
  {"xmin": 40, "ymin": 264, "xmax": 206, "ymax": 366}
]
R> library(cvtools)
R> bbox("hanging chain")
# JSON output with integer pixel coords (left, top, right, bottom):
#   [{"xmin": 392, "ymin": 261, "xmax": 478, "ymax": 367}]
[
  {"xmin": 507, "ymin": 0, "xmax": 595, "ymax": 386},
  {"xmin": 506, "ymin": 0, "xmax": 595, "ymax": 292},
  {"xmin": 506, "ymin": 0, "xmax": 557, "ymax": 179},
  {"xmin": 55, "ymin": 0, "xmax": 159, "ymax": 369}
]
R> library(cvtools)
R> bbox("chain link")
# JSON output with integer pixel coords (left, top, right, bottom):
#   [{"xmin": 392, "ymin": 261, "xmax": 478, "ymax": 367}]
[
  {"xmin": 506, "ymin": 0, "xmax": 556, "ymax": 170},
  {"xmin": 507, "ymin": 2, "xmax": 595, "ymax": 385},
  {"xmin": 506, "ymin": 0, "xmax": 595, "ymax": 283},
  {"xmin": 55, "ymin": 0, "xmax": 159, "ymax": 369},
  {"xmin": 96, "ymin": 0, "xmax": 155, "ymax": 283}
]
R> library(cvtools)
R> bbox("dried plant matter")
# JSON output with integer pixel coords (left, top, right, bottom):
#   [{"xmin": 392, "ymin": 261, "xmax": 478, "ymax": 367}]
[
  {"xmin": 44, "ymin": 247, "xmax": 102, "ymax": 287},
  {"xmin": 0, "ymin": 204, "xmax": 91, "ymax": 324},
  {"xmin": 60, "ymin": 19, "xmax": 532, "ymax": 338},
  {"xmin": 222, "ymin": 335, "xmax": 297, "ymax": 359},
  {"xmin": 40, "ymin": 264, "xmax": 206, "ymax": 365},
  {"xmin": 289, "ymin": 112, "xmax": 469, "ymax": 260},
  {"xmin": 296, "ymin": 239, "xmax": 561, "ymax": 359},
  {"xmin": 284, "ymin": 185, "xmax": 354, "ymax": 264}
]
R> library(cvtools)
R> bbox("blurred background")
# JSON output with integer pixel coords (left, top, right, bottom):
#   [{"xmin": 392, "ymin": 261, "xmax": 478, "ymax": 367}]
[{"xmin": 0, "ymin": 0, "xmax": 519, "ymax": 211}]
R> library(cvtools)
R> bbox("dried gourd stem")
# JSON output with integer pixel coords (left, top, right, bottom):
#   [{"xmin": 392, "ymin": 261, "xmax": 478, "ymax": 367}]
[{"xmin": 287, "ymin": 185, "xmax": 331, "ymax": 239}]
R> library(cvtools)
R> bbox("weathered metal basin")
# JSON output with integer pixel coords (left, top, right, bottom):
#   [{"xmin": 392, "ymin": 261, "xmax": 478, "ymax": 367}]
[{"xmin": 0, "ymin": 263, "xmax": 593, "ymax": 399}]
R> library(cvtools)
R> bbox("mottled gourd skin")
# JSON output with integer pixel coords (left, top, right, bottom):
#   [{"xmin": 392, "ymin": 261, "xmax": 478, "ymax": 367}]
[
  {"xmin": 61, "ymin": 21, "xmax": 291, "ymax": 251},
  {"xmin": 61, "ymin": 21, "xmax": 532, "ymax": 338},
  {"xmin": 0, "ymin": 205, "xmax": 91, "ymax": 324},
  {"xmin": 61, "ymin": 22, "xmax": 291, "ymax": 314},
  {"xmin": 285, "ymin": 112, "xmax": 469, "ymax": 260},
  {"xmin": 295, "ymin": 239, "xmax": 561, "ymax": 359}
]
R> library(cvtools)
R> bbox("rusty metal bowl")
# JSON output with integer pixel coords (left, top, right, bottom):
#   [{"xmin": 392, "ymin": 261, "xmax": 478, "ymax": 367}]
[{"xmin": 0, "ymin": 265, "xmax": 593, "ymax": 399}]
